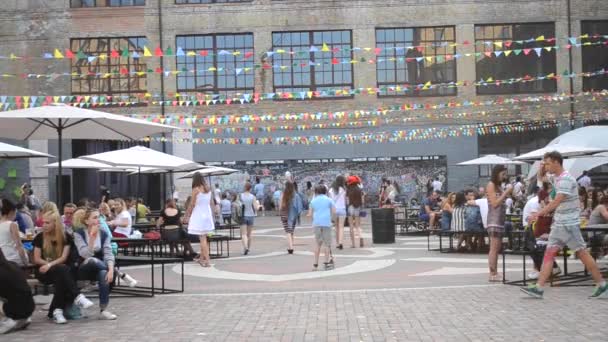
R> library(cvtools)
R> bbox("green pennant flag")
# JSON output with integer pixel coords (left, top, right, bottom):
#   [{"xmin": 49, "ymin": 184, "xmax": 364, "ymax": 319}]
[
  {"xmin": 513, "ymin": 49, "xmax": 522, "ymax": 55},
  {"xmin": 76, "ymin": 50, "xmax": 87, "ymax": 60},
  {"xmin": 165, "ymin": 47, "xmax": 174, "ymax": 56},
  {"xmin": 13, "ymin": 186, "xmax": 22, "ymax": 199},
  {"xmin": 121, "ymin": 48, "xmax": 129, "ymax": 58},
  {"xmin": 0, "ymin": 178, "xmax": 5, "ymax": 190},
  {"xmin": 360, "ymin": 57, "xmax": 366, "ymax": 62}
]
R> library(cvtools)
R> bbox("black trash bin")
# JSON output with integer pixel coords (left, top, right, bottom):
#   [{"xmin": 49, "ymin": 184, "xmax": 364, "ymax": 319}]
[{"xmin": 371, "ymin": 208, "xmax": 395, "ymax": 244}]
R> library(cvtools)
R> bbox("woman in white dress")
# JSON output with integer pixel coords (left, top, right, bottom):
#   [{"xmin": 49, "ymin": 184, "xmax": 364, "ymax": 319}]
[
  {"xmin": 329, "ymin": 175, "xmax": 347, "ymax": 250},
  {"xmin": 185, "ymin": 172, "xmax": 216, "ymax": 267}
]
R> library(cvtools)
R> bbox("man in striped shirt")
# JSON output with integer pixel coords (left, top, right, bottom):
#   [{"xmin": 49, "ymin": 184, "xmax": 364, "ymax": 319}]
[{"xmin": 521, "ymin": 151, "xmax": 607, "ymax": 299}]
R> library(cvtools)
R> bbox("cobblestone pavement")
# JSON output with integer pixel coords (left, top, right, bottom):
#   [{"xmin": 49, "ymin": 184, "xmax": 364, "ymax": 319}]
[{"xmin": 7, "ymin": 216, "xmax": 608, "ymax": 341}]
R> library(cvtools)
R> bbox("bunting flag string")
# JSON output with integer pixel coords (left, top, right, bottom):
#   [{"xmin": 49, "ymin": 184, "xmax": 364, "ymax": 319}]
[
  {"xmin": 139, "ymin": 118, "xmax": 606, "ymax": 145},
  {"xmin": 0, "ymin": 34, "xmax": 605, "ymax": 62},
  {"xmin": 168, "ymin": 109, "xmax": 606, "ymax": 135},
  {"xmin": 1, "ymin": 89, "xmax": 606, "ymax": 112}
]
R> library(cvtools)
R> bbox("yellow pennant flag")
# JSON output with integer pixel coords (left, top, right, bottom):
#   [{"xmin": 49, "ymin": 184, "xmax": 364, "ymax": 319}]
[
  {"xmin": 493, "ymin": 41, "xmax": 503, "ymax": 48},
  {"xmin": 535, "ymin": 35, "xmax": 545, "ymax": 41},
  {"xmin": 98, "ymin": 53, "xmax": 107, "ymax": 61},
  {"xmin": 425, "ymin": 56, "xmax": 433, "ymax": 62},
  {"xmin": 143, "ymin": 46, "xmax": 152, "ymax": 57},
  {"xmin": 53, "ymin": 96, "xmax": 60, "ymax": 103},
  {"xmin": 186, "ymin": 51, "xmax": 196, "ymax": 56},
  {"xmin": 321, "ymin": 43, "xmax": 330, "ymax": 52},
  {"xmin": 486, "ymin": 77, "xmax": 494, "ymax": 82},
  {"xmin": 9, "ymin": 54, "xmax": 18, "ymax": 60},
  {"xmin": 54, "ymin": 49, "xmax": 64, "ymax": 59},
  {"xmin": 504, "ymin": 50, "xmax": 512, "ymax": 56}
]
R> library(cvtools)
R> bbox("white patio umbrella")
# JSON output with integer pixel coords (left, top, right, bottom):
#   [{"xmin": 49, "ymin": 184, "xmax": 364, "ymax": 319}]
[
  {"xmin": 180, "ymin": 166, "xmax": 239, "ymax": 179},
  {"xmin": 514, "ymin": 126, "xmax": 608, "ymax": 161},
  {"xmin": 457, "ymin": 155, "xmax": 526, "ymax": 166},
  {"xmin": 42, "ymin": 158, "xmax": 114, "ymax": 169},
  {"xmin": 0, "ymin": 141, "xmax": 53, "ymax": 158},
  {"xmin": 527, "ymin": 152, "xmax": 608, "ymax": 180},
  {"xmin": 0, "ymin": 105, "xmax": 177, "ymax": 203}
]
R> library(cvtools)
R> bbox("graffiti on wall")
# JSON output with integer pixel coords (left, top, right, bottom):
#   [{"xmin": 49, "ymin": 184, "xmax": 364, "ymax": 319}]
[{"xmin": 210, "ymin": 157, "xmax": 447, "ymax": 207}]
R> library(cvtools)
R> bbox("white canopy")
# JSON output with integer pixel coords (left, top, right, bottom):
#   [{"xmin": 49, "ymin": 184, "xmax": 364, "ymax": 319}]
[
  {"xmin": 42, "ymin": 158, "xmax": 114, "ymax": 169},
  {"xmin": 180, "ymin": 167, "xmax": 239, "ymax": 178},
  {"xmin": 79, "ymin": 145, "xmax": 201, "ymax": 170},
  {"xmin": 0, "ymin": 141, "xmax": 53, "ymax": 158},
  {"xmin": 0, "ymin": 105, "xmax": 176, "ymax": 140},
  {"xmin": 527, "ymin": 152, "xmax": 608, "ymax": 180},
  {"xmin": 514, "ymin": 126, "xmax": 608, "ymax": 161},
  {"xmin": 457, "ymin": 154, "xmax": 526, "ymax": 166}
]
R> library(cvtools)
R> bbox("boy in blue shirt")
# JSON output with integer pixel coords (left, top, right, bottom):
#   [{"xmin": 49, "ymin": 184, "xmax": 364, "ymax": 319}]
[{"xmin": 308, "ymin": 185, "xmax": 336, "ymax": 271}]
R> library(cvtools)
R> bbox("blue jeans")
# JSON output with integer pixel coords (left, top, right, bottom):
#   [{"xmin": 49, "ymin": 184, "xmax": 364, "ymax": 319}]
[{"xmin": 78, "ymin": 258, "xmax": 112, "ymax": 308}]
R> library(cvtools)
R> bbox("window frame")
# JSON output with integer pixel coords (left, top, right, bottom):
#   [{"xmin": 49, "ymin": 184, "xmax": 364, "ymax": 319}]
[
  {"xmin": 581, "ymin": 20, "xmax": 608, "ymax": 92},
  {"xmin": 474, "ymin": 22, "xmax": 557, "ymax": 95},
  {"xmin": 70, "ymin": 36, "xmax": 148, "ymax": 96},
  {"xmin": 175, "ymin": 33, "xmax": 255, "ymax": 95},
  {"xmin": 270, "ymin": 29, "xmax": 355, "ymax": 99},
  {"xmin": 70, "ymin": 0, "xmax": 146, "ymax": 7},
  {"xmin": 174, "ymin": 0, "xmax": 252, "ymax": 4},
  {"xmin": 375, "ymin": 26, "xmax": 457, "ymax": 98}
]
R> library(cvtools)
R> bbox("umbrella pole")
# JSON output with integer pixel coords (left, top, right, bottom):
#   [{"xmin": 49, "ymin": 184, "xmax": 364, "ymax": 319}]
[
  {"xmin": 136, "ymin": 167, "xmax": 141, "ymax": 222},
  {"xmin": 57, "ymin": 122, "xmax": 63, "ymax": 206}
]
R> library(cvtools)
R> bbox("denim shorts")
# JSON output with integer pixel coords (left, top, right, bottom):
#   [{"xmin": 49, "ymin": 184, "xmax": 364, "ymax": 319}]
[
  {"xmin": 547, "ymin": 223, "xmax": 586, "ymax": 252},
  {"xmin": 348, "ymin": 205, "xmax": 360, "ymax": 217},
  {"xmin": 243, "ymin": 216, "xmax": 255, "ymax": 226},
  {"xmin": 335, "ymin": 208, "xmax": 347, "ymax": 217},
  {"xmin": 314, "ymin": 227, "xmax": 332, "ymax": 246}
]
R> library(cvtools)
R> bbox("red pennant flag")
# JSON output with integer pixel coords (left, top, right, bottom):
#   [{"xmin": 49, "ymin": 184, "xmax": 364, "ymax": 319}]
[
  {"xmin": 504, "ymin": 41, "xmax": 512, "ymax": 48},
  {"xmin": 226, "ymin": 99, "xmax": 232, "ymax": 105},
  {"xmin": 154, "ymin": 47, "xmax": 163, "ymax": 56},
  {"xmin": 484, "ymin": 52, "xmax": 492, "ymax": 58},
  {"xmin": 374, "ymin": 48, "xmax": 382, "ymax": 55},
  {"xmin": 416, "ymin": 46, "xmax": 424, "ymax": 53},
  {"xmin": 120, "ymin": 68, "xmax": 129, "ymax": 75},
  {"xmin": 244, "ymin": 51, "xmax": 254, "ymax": 59},
  {"xmin": 262, "ymin": 63, "xmax": 272, "ymax": 69},
  {"xmin": 199, "ymin": 50, "xmax": 208, "ymax": 57},
  {"xmin": 65, "ymin": 50, "xmax": 75, "ymax": 59},
  {"xmin": 523, "ymin": 49, "xmax": 531, "ymax": 55},
  {"xmin": 331, "ymin": 58, "xmax": 339, "ymax": 65},
  {"xmin": 155, "ymin": 67, "xmax": 163, "ymax": 73},
  {"xmin": 110, "ymin": 49, "xmax": 120, "ymax": 58},
  {"xmin": 462, "ymin": 40, "xmax": 470, "ymax": 45}
]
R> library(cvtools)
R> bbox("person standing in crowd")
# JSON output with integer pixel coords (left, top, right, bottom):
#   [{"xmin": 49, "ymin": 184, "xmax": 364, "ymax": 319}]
[
  {"xmin": 33, "ymin": 211, "xmax": 94, "ymax": 324},
  {"xmin": 184, "ymin": 173, "xmax": 216, "ymax": 267},
  {"xmin": 306, "ymin": 181, "xmax": 315, "ymax": 203},
  {"xmin": 240, "ymin": 182, "xmax": 257, "ymax": 255},
  {"xmin": 346, "ymin": 176, "xmax": 365, "ymax": 248},
  {"xmin": 220, "ymin": 193, "xmax": 232, "ymax": 224},
  {"xmin": 513, "ymin": 176, "xmax": 524, "ymax": 202},
  {"xmin": 279, "ymin": 181, "xmax": 303, "ymax": 254},
  {"xmin": 577, "ymin": 170, "xmax": 592, "ymax": 190},
  {"xmin": 273, "ymin": 187, "xmax": 282, "ymax": 214},
  {"xmin": 432, "ymin": 177, "xmax": 443, "ymax": 193},
  {"xmin": 253, "ymin": 177, "xmax": 266, "ymax": 217},
  {"xmin": 100, "ymin": 185, "xmax": 110, "ymax": 204},
  {"xmin": 522, "ymin": 152, "xmax": 607, "ymax": 298},
  {"xmin": 329, "ymin": 175, "xmax": 347, "ymax": 250},
  {"xmin": 419, "ymin": 191, "xmax": 441, "ymax": 229},
  {"xmin": 309, "ymin": 185, "xmax": 336, "ymax": 271},
  {"xmin": 0, "ymin": 199, "xmax": 29, "ymax": 267},
  {"xmin": 213, "ymin": 183, "xmax": 222, "ymax": 222},
  {"xmin": 0, "ymin": 249, "xmax": 34, "ymax": 334},
  {"xmin": 486, "ymin": 165, "xmax": 513, "ymax": 282},
  {"xmin": 440, "ymin": 193, "xmax": 456, "ymax": 232},
  {"xmin": 73, "ymin": 208, "xmax": 119, "ymax": 320},
  {"xmin": 464, "ymin": 189, "xmax": 485, "ymax": 251},
  {"xmin": 109, "ymin": 199, "xmax": 132, "ymax": 238}
]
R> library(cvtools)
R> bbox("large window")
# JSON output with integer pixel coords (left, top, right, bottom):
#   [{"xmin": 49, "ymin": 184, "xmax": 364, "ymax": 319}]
[
  {"xmin": 175, "ymin": 0, "xmax": 251, "ymax": 3},
  {"xmin": 176, "ymin": 34, "xmax": 254, "ymax": 96},
  {"xmin": 581, "ymin": 21, "xmax": 608, "ymax": 91},
  {"xmin": 376, "ymin": 27, "xmax": 456, "ymax": 97},
  {"xmin": 70, "ymin": 37, "xmax": 147, "ymax": 96},
  {"xmin": 271, "ymin": 30, "xmax": 353, "ymax": 95},
  {"xmin": 71, "ymin": 0, "xmax": 145, "ymax": 7},
  {"xmin": 475, "ymin": 23, "xmax": 556, "ymax": 95}
]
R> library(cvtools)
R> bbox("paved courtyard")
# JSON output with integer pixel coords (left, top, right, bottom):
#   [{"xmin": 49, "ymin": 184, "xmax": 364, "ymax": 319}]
[{"xmin": 9, "ymin": 216, "xmax": 608, "ymax": 341}]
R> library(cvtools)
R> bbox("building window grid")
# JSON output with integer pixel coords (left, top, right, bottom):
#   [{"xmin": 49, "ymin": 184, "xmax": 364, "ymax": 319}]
[
  {"xmin": 376, "ymin": 26, "xmax": 456, "ymax": 97},
  {"xmin": 71, "ymin": 0, "xmax": 145, "ymax": 7},
  {"xmin": 176, "ymin": 34, "xmax": 254, "ymax": 96},
  {"xmin": 474, "ymin": 23, "xmax": 557, "ymax": 95},
  {"xmin": 581, "ymin": 20, "xmax": 608, "ymax": 91},
  {"xmin": 70, "ymin": 37, "xmax": 147, "ymax": 96},
  {"xmin": 271, "ymin": 30, "xmax": 354, "ymax": 97}
]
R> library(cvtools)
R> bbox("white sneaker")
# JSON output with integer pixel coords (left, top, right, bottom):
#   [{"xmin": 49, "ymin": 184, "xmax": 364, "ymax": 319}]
[
  {"xmin": 73, "ymin": 294, "xmax": 94, "ymax": 310},
  {"xmin": 52, "ymin": 309, "xmax": 67, "ymax": 324},
  {"xmin": 527, "ymin": 271, "xmax": 540, "ymax": 280},
  {"xmin": 0, "ymin": 317, "xmax": 17, "ymax": 334},
  {"xmin": 122, "ymin": 274, "xmax": 138, "ymax": 288},
  {"xmin": 99, "ymin": 310, "xmax": 117, "ymax": 320}
]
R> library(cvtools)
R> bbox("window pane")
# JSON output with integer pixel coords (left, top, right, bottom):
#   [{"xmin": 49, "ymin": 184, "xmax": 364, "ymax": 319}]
[
  {"xmin": 581, "ymin": 21, "xmax": 608, "ymax": 91},
  {"xmin": 474, "ymin": 23, "xmax": 557, "ymax": 95},
  {"xmin": 376, "ymin": 26, "xmax": 456, "ymax": 97}
]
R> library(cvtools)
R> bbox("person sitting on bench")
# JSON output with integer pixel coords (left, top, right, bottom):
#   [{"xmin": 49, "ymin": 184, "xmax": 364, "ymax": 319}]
[
  {"xmin": 33, "ymin": 211, "xmax": 94, "ymax": 324},
  {"xmin": 0, "ymin": 249, "xmax": 34, "ymax": 334},
  {"xmin": 419, "ymin": 191, "xmax": 441, "ymax": 229}
]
